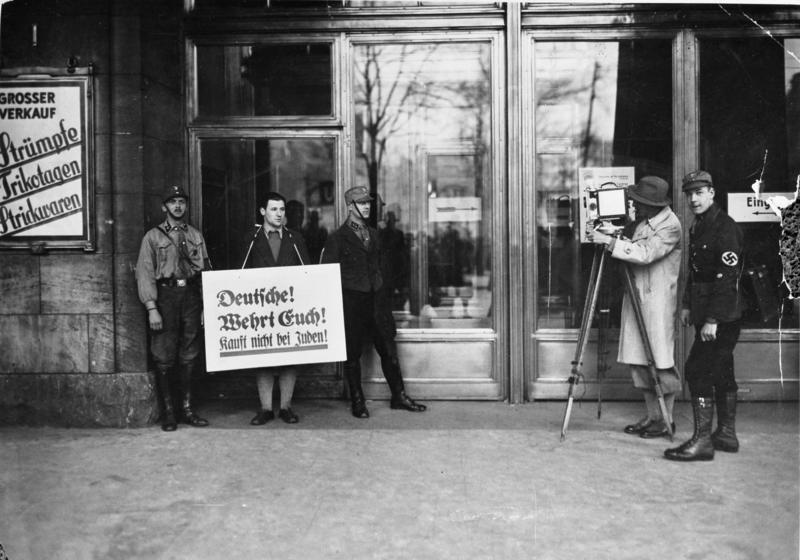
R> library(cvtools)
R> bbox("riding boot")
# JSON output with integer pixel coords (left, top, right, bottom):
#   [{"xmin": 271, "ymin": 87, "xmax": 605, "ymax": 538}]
[
  {"xmin": 664, "ymin": 397, "xmax": 714, "ymax": 462},
  {"xmin": 384, "ymin": 356, "xmax": 426, "ymax": 412},
  {"xmin": 344, "ymin": 361, "xmax": 369, "ymax": 418},
  {"xmin": 178, "ymin": 362, "xmax": 208, "ymax": 427},
  {"xmin": 712, "ymin": 391, "xmax": 739, "ymax": 452},
  {"xmin": 155, "ymin": 367, "xmax": 177, "ymax": 432}
]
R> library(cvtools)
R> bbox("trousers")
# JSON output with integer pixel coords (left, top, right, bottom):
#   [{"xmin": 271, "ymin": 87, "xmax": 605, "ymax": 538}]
[
  {"xmin": 151, "ymin": 283, "xmax": 203, "ymax": 369},
  {"xmin": 342, "ymin": 289, "xmax": 403, "ymax": 395},
  {"xmin": 685, "ymin": 321, "xmax": 740, "ymax": 398}
]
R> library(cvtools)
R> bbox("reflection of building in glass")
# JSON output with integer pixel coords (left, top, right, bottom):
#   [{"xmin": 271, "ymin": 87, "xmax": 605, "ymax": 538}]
[
  {"xmin": 534, "ymin": 40, "xmax": 672, "ymax": 328},
  {"xmin": 352, "ymin": 42, "xmax": 492, "ymax": 328}
]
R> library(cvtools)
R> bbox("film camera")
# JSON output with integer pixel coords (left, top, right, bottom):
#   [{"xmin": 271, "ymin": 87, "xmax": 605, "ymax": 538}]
[{"xmin": 582, "ymin": 181, "xmax": 630, "ymax": 240}]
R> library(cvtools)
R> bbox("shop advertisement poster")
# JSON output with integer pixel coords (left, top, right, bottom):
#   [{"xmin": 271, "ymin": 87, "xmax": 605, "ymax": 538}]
[
  {"xmin": 0, "ymin": 70, "xmax": 94, "ymax": 249},
  {"xmin": 202, "ymin": 264, "xmax": 347, "ymax": 372}
]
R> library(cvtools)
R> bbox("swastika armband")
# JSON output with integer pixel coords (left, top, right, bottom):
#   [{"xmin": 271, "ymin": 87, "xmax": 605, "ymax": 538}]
[{"xmin": 721, "ymin": 251, "xmax": 739, "ymax": 267}]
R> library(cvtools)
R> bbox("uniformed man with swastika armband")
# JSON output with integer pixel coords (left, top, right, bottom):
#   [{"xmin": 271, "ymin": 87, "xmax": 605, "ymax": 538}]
[{"xmin": 665, "ymin": 170, "xmax": 744, "ymax": 462}]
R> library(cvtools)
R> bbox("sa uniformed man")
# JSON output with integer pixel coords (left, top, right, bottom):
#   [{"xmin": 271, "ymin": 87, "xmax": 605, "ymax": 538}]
[
  {"xmin": 665, "ymin": 170, "xmax": 743, "ymax": 462},
  {"xmin": 136, "ymin": 185, "xmax": 210, "ymax": 431},
  {"xmin": 321, "ymin": 186, "xmax": 426, "ymax": 418}
]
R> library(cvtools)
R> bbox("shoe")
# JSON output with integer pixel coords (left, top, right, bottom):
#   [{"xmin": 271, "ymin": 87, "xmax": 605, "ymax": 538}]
[
  {"xmin": 161, "ymin": 416, "xmax": 177, "ymax": 432},
  {"xmin": 181, "ymin": 411, "xmax": 209, "ymax": 427},
  {"xmin": 390, "ymin": 392, "xmax": 426, "ymax": 412},
  {"xmin": 640, "ymin": 421, "xmax": 676, "ymax": 439},
  {"xmin": 279, "ymin": 408, "xmax": 299, "ymax": 424},
  {"xmin": 623, "ymin": 418, "xmax": 653, "ymax": 435},
  {"xmin": 351, "ymin": 400, "xmax": 370, "ymax": 419},
  {"xmin": 250, "ymin": 410, "xmax": 274, "ymax": 425}
]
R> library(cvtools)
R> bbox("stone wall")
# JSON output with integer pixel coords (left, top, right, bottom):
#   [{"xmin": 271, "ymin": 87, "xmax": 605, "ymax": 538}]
[{"xmin": 0, "ymin": 0, "xmax": 184, "ymax": 426}]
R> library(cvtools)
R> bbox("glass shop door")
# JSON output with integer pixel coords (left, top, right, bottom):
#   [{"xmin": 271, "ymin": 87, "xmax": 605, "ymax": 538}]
[
  {"xmin": 527, "ymin": 36, "xmax": 678, "ymax": 400},
  {"xmin": 692, "ymin": 34, "xmax": 800, "ymax": 399}
]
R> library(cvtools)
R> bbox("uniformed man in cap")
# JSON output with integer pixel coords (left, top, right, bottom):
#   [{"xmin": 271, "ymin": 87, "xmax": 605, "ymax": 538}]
[
  {"xmin": 136, "ymin": 185, "xmax": 210, "ymax": 431},
  {"xmin": 587, "ymin": 176, "xmax": 682, "ymax": 440},
  {"xmin": 664, "ymin": 170, "xmax": 744, "ymax": 461},
  {"xmin": 321, "ymin": 186, "xmax": 426, "ymax": 418}
]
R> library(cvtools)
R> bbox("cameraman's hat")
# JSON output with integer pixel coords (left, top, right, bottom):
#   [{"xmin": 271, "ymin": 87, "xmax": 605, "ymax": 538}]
[
  {"xmin": 162, "ymin": 185, "xmax": 189, "ymax": 203},
  {"xmin": 681, "ymin": 170, "xmax": 713, "ymax": 192},
  {"xmin": 344, "ymin": 186, "xmax": 374, "ymax": 204},
  {"xmin": 628, "ymin": 176, "xmax": 671, "ymax": 207}
]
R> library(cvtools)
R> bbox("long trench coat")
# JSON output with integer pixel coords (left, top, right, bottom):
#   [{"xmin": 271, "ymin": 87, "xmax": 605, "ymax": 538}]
[{"xmin": 610, "ymin": 207, "xmax": 682, "ymax": 369}]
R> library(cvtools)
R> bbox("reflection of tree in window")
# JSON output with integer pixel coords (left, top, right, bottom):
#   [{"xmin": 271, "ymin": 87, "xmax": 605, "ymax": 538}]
[
  {"xmin": 534, "ymin": 41, "xmax": 673, "ymax": 329},
  {"xmin": 355, "ymin": 44, "xmax": 439, "ymax": 208},
  {"xmin": 354, "ymin": 43, "xmax": 492, "ymax": 325}
]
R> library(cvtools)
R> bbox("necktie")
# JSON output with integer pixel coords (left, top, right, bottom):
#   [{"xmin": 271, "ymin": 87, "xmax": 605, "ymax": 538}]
[
  {"xmin": 175, "ymin": 229, "xmax": 194, "ymax": 279},
  {"xmin": 267, "ymin": 230, "xmax": 281, "ymax": 261}
]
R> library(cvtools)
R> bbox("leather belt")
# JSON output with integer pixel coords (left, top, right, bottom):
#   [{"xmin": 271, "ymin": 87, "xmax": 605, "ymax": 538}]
[{"xmin": 157, "ymin": 277, "xmax": 198, "ymax": 288}]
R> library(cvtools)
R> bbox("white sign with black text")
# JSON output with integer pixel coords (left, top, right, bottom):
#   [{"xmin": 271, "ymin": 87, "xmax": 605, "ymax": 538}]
[
  {"xmin": 727, "ymin": 192, "xmax": 794, "ymax": 223},
  {"xmin": 202, "ymin": 264, "xmax": 346, "ymax": 372},
  {"xmin": 0, "ymin": 74, "xmax": 93, "ymax": 246}
]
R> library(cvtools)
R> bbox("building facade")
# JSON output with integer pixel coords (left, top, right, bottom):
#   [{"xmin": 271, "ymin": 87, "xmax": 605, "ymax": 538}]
[{"xmin": 0, "ymin": 0, "xmax": 798, "ymax": 426}]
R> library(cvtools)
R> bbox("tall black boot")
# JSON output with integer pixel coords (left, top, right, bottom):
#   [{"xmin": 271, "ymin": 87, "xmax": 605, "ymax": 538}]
[
  {"xmin": 712, "ymin": 391, "xmax": 739, "ymax": 452},
  {"xmin": 384, "ymin": 356, "xmax": 426, "ymax": 413},
  {"xmin": 155, "ymin": 367, "xmax": 177, "ymax": 432},
  {"xmin": 178, "ymin": 363, "xmax": 209, "ymax": 427},
  {"xmin": 664, "ymin": 397, "xmax": 714, "ymax": 462},
  {"xmin": 344, "ymin": 361, "xmax": 369, "ymax": 419}
]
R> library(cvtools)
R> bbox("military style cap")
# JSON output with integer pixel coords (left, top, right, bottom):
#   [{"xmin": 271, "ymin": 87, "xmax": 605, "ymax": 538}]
[
  {"xmin": 344, "ymin": 186, "xmax": 374, "ymax": 204},
  {"xmin": 681, "ymin": 170, "xmax": 713, "ymax": 192},
  {"xmin": 162, "ymin": 185, "xmax": 189, "ymax": 203},
  {"xmin": 628, "ymin": 176, "xmax": 671, "ymax": 207}
]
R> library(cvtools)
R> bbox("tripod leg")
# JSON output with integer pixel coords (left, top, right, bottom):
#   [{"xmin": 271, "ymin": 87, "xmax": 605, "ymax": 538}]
[
  {"xmin": 561, "ymin": 246, "xmax": 607, "ymax": 441},
  {"xmin": 597, "ymin": 307, "xmax": 611, "ymax": 419},
  {"xmin": 621, "ymin": 263, "xmax": 674, "ymax": 440}
]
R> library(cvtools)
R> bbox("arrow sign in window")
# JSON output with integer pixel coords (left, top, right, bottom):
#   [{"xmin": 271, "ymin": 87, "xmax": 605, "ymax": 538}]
[
  {"xmin": 727, "ymin": 192, "xmax": 793, "ymax": 223},
  {"xmin": 429, "ymin": 196, "xmax": 482, "ymax": 222}
]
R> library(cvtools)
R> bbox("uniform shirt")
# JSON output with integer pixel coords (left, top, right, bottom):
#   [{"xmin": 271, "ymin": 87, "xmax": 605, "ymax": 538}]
[
  {"xmin": 681, "ymin": 203, "xmax": 743, "ymax": 324},
  {"xmin": 136, "ymin": 220, "xmax": 208, "ymax": 304}
]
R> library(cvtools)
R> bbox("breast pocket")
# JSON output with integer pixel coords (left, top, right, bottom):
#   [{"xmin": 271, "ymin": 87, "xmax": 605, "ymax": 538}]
[
  {"xmin": 156, "ymin": 241, "xmax": 173, "ymax": 268},
  {"xmin": 342, "ymin": 245, "xmax": 359, "ymax": 267}
]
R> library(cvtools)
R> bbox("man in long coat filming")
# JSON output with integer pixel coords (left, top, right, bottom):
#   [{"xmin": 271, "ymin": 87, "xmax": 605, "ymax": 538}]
[{"xmin": 587, "ymin": 176, "xmax": 682, "ymax": 439}]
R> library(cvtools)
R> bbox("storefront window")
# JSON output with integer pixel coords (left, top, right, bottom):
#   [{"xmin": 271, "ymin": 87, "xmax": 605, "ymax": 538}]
[
  {"xmin": 534, "ymin": 40, "xmax": 673, "ymax": 329},
  {"xmin": 698, "ymin": 37, "xmax": 800, "ymax": 328},
  {"xmin": 199, "ymin": 137, "xmax": 336, "ymax": 270},
  {"xmin": 196, "ymin": 43, "xmax": 332, "ymax": 117},
  {"xmin": 352, "ymin": 42, "xmax": 493, "ymax": 329}
]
